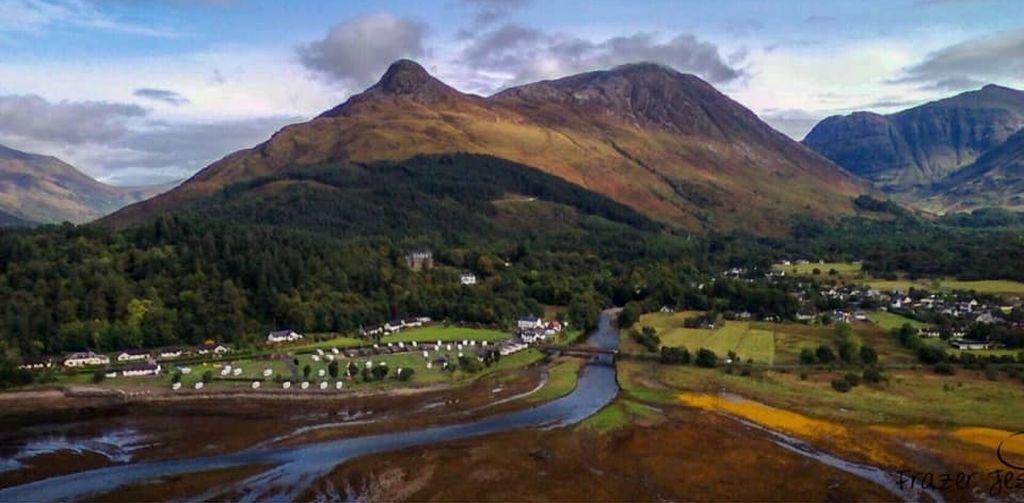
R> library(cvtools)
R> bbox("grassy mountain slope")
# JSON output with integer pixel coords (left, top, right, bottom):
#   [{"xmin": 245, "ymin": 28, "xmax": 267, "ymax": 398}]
[
  {"xmin": 104, "ymin": 60, "xmax": 867, "ymax": 235},
  {"xmin": 0, "ymin": 144, "xmax": 174, "ymax": 224}
]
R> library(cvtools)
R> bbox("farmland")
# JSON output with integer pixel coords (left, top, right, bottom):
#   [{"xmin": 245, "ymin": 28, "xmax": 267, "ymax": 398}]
[{"xmin": 633, "ymin": 312, "xmax": 918, "ymax": 365}]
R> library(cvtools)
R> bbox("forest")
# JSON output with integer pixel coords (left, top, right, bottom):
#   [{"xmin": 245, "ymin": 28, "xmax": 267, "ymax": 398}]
[{"xmin": 1, "ymin": 154, "xmax": 1023, "ymax": 362}]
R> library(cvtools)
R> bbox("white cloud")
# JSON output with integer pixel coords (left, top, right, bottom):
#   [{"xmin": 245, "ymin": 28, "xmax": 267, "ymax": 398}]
[
  {"xmin": 297, "ymin": 12, "xmax": 428, "ymax": 88},
  {"xmin": 0, "ymin": 0, "xmax": 183, "ymax": 37}
]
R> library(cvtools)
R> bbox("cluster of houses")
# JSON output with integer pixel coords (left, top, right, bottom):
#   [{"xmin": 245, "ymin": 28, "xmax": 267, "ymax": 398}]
[
  {"xmin": 516, "ymin": 316, "xmax": 563, "ymax": 344},
  {"xmin": 360, "ymin": 317, "xmax": 432, "ymax": 337},
  {"xmin": 18, "ymin": 342, "xmax": 231, "ymax": 372}
]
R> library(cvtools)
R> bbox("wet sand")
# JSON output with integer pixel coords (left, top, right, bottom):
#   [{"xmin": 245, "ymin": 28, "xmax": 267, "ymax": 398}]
[{"xmin": 305, "ymin": 407, "xmax": 898, "ymax": 502}]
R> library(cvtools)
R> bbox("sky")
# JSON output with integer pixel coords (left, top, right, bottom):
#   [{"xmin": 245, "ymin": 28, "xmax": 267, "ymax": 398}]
[{"xmin": 1, "ymin": 0, "xmax": 1023, "ymax": 185}]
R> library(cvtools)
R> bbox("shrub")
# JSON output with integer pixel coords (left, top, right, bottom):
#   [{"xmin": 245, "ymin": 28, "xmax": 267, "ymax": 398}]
[
  {"xmin": 831, "ymin": 378, "xmax": 852, "ymax": 393},
  {"xmin": 92, "ymin": 369, "xmax": 106, "ymax": 383},
  {"xmin": 695, "ymin": 348, "xmax": 718, "ymax": 368},
  {"xmin": 844, "ymin": 372, "xmax": 861, "ymax": 387},
  {"xmin": 934, "ymin": 362, "xmax": 956, "ymax": 375},
  {"xmin": 660, "ymin": 346, "xmax": 691, "ymax": 365},
  {"xmin": 859, "ymin": 346, "xmax": 878, "ymax": 365},
  {"xmin": 984, "ymin": 367, "xmax": 998, "ymax": 381},
  {"xmin": 458, "ymin": 355, "xmax": 483, "ymax": 373},
  {"xmin": 799, "ymin": 348, "xmax": 816, "ymax": 365},
  {"xmin": 815, "ymin": 345, "xmax": 836, "ymax": 364},
  {"xmin": 917, "ymin": 346, "xmax": 947, "ymax": 365},
  {"xmin": 862, "ymin": 367, "xmax": 884, "ymax": 384},
  {"xmin": 799, "ymin": 372, "xmax": 808, "ymax": 381},
  {"xmin": 631, "ymin": 327, "xmax": 661, "ymax": 353},
  {"xmin": 201, "ymin": 370, "xmax": 214, "ymax": 383},
  {"xmin": 396, "ymin": 367, "xmax": 415, "ymax": 381}
]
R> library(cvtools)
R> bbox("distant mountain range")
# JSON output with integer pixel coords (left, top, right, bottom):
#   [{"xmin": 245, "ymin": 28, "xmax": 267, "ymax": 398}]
[
  {"xmin": 103, "ymin": 59, "xmax": 868, "ymax": 234},
  {"xmin": 0, "ymin": 144, "xmax": 176, "ymax": 225},
  {"xmin": 803, "ymin": 84, "xmax": 1024, "ymax": 212}
]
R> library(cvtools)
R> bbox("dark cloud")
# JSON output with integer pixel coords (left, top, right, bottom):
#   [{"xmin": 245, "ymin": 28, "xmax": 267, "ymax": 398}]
[
  {"xmin": 893, "ymin": 29, "xmax": 1024, "ymax": 89},
  {"xmin": 98, "ymin": 115, "xmax": 301, "ymax": 184},
  {"xmin": 460, "ymin": 0, "xmax": 529, "ymax": 26},
  {"xmin": 297, "ymin": 12, "xmax": 427, "ymax": 88},
  {"xmin": 133, "ymin": 88, "xmax": 190, "ymax": 106},
  {"xmin": 462, "ymin": 23, "xmax": 743, "ymax": 89},
  {"xmin": 0, "ymin": 94, "xmax": 145, "ymax": 144}
]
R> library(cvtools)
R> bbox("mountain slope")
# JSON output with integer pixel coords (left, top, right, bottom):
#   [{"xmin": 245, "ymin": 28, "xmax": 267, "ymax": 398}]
[
  {"xmin": 924, "ymin": 128, "xmax": 1024, "ymax": 211},
  {"xmin": 803, "ymin": 85, "xmax": 1024, "ymax": 191},
  {"xmin": 105, "ymin": 60, "xmax": 868, "ymax": 234},
  {"xmin": 0, "ymin": 144, "xmax": 175, "ymax": 225}
]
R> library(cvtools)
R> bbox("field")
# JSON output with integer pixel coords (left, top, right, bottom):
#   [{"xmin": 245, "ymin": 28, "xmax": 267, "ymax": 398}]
[
  {"xmin": 528, "ymin": 359, "xmax": 582, "ymax": 402},
  {"xmin": 866, "ymin": 311, "xmax": 924, "ymax": 330},
  {"xmin": 618, "ymin": 359, "xmax": 1024, "ymax": 430},
  {"xmin": 775, "ymin": 261, "xmax": 1024, "ymax": 295},
  {"xmin": 773, "ymin": 261, "xmax": 862, "ymax": 276},
  {"xmin": 636, "ymin": 312, "xmax": 920, "ymax": 365},
  {"xmin": 637, "ymin": 312, "xmax": 775, "ymax": 364},
  {"xmin": 297, "ymin": 325, "xmax": 510, "ymax": 352}
]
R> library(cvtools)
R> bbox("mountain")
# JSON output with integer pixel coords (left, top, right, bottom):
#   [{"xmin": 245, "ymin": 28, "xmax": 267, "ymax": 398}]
[
  {"xmin": 803, "ymin": 85, "xmax": 1024, "ymax": 192},
  {"xmin": 104, "ymin": 60, "xmax": 868, "ymax": 234},
  {"xmin": 924, "ymin": 128, "xmax": 1024, "ymax": 211},
  {"xmin": 0, "ymin": 144, "xmax": 176, "ymax": 225}
]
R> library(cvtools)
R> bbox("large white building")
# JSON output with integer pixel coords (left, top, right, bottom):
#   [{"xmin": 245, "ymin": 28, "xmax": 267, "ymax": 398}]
[
  {"xmin": 267, "ymin": 330, "xmax": 304, "ymax": 343},
  {"xmin": 63, "ymin": 352, "xmax": 110, "ymax": 368}
]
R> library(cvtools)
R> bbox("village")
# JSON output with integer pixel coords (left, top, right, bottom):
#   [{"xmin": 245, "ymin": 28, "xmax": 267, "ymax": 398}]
[
  {"xmin": 14, "ymin": 313, "xmax": 567, "ymax": 394},
  {"xmin": 716, "ymin": 260, "xmax": 1024, "ymax": 354}
]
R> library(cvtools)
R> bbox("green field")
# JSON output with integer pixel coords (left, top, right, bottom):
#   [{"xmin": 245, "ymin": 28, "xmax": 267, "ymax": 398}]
[
  {"xmin": 638, "ymin": 312, "xmax": 775, "ymax": 364},
  {"xmin": 773, "ymin": 261, "xmax": 863, "ymax": 276},
  {"xmin": 578, "ymin": 399, "xmax": 664, "ymax": 433},
  {"xmin": 529, "ymin": 359, "xmax": 582, "ymax": 402},
  {"xmin": 867, "ymin": 311, "xmax": 925, "ymax": 331},
  {"xmin": 383, "ymin": 326, "xmax": 511, "ymax": 344}
]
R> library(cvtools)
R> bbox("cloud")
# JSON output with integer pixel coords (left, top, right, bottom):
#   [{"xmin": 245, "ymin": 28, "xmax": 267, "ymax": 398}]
[
  {"xmin": 460, "ymin": 0, "xmax": 529, "ymax": 26},
  {"xmin": 757, "ymin": 108, "xmax": 825, "ymax": 140},
  {"xmin": 893, "ymin": 29, "xmax": 1024, "ymax": 89},
  {"xmin": 0, "ymin": 94, "xmax": 145, "ymax": 144},
  {"xmin": 297, "ymin": 12, "xmax": 428, "ymax": 88},
  {"xmin": 133, "ymin": 88, "xmax": 190, "ymax": 106},
  {"xmin": 461, "ymin": 23, "xmax": 743, "ymax": 90},
  {"xmin": 0, "ymin": 0, "xmax": 182, "ymax": 37}
]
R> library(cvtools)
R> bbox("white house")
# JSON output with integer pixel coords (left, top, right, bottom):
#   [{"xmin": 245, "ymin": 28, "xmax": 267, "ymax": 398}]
[
  {"xmin": 460, "ymin": 272, "xmax": 477, "ymax": 286},
  {"xmin": 117, "ymin": 350, "xmax": 150, "ymax": 363},
  {"xmin": 158, "ymin": 348, "xmax": 184, "ymax": 360},
  {"xmin": 18, "ymin": 357, "xmax": 54, "ymax": 370},
  {"xmin": 950, "ymin": 339, "xmax": 992, "ymax": 350},
  {"xmin": 267, "ymin": 330, "xmax": 304, "ymax": 343},
  {"xmin": 121, "ymin": 363, "xmax": 162, "ymax": 377},
  {"xmin": 197, "ymin": 342, "xmax": 230, "ymax": 355},
  {"xmin": 63, "ymin": 352, "xmax": 110, "ymax": 368},
  {"xmin": 517, "ymin": 316, "xmax": 544, "ymax": 331}
]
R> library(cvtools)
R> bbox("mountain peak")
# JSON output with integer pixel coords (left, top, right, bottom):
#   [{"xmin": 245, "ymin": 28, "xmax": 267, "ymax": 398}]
[{"xmin": 375, "ymin": 59, "xmax": 434, "ymax": 94}]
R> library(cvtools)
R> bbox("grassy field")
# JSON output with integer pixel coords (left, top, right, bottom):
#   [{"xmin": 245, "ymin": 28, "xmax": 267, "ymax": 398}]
[
  {"xmin": 636, "ymin": 312, "xmax": 918, "ymax": 365},
  {"xmin": 637, "ymin": 312, "xmax": 775, "ymax": 364},
  {"xmin": 867, "ymin": 311, "xmax": 925, "ymax": 331},
  {"xmin": 383, "ymin": 326, "xmax": 510, "ymax": 344},
  {"xmin": 528, "ymin": 359, "xmax": 582, "ymax": 402},
  {"xmin": 618, "ymin": 360, "xmax": 1024, "ymax": 430},
  {"xmin": 773, "ymin": 261, "xmax": 863, "ymax": 276},
  {"xmin": 577, "ymin": 399, "xmax": 664, "ymax": 433},
  {"xmin": 765, "ymin": 320, "xmax": 918, "ymax": 365}
]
